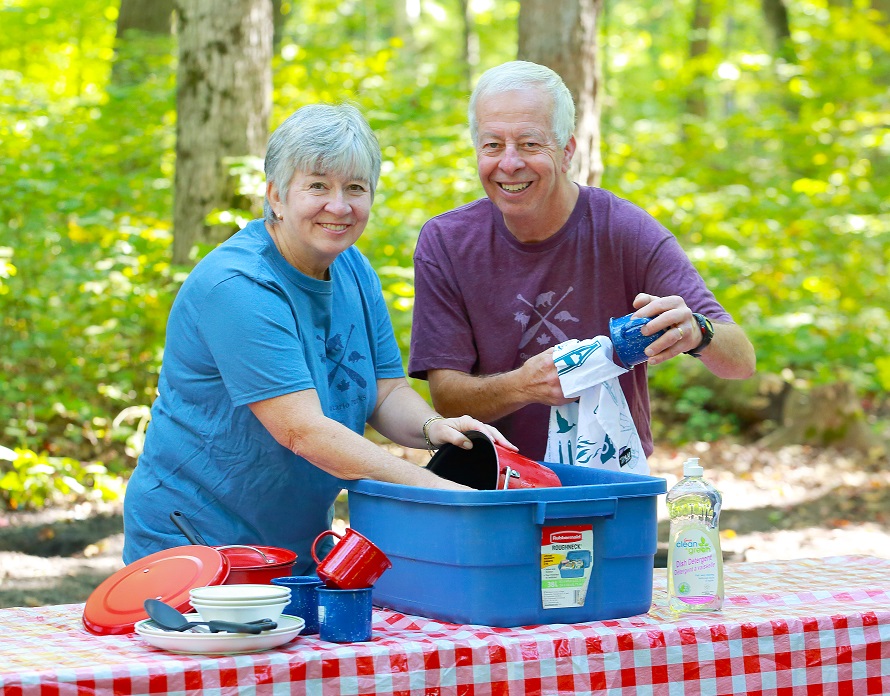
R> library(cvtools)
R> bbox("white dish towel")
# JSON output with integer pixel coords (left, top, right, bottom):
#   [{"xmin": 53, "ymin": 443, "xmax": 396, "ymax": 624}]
[{"xmin": 544, "ymin": 337, "xmax": 649, "ymax": 474}]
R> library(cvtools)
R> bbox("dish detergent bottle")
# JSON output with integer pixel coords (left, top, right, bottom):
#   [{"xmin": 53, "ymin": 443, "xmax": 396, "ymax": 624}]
[{"xmin": 667, "ymin": 457, "xmax": 724, "ymax": 613}]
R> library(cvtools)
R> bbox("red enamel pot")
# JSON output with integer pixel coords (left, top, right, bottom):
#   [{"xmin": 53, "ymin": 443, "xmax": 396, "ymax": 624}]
[
  {"xmin": 170, "ymin": 511, "xmax": 297, "ymax": 584},
  {"xmin": 216, "ymin": 544, "xmax": 298, "ymax": 584},
  {"xmin": 426, "ymin": 430, "xmax": 561, "ymax": 490}
]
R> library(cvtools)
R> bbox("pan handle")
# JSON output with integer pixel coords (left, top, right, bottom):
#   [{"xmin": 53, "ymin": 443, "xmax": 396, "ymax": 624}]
[
  {"xmin": 170, "ymin": 510, "xmax": 210, "ymax": 546},
  {"xmin": 499, "ymin": 466, "xmax": 520, "ymax": 490},
  {"xmin": 215, "ymin": 545, "xmax": 274, "ymax": 564}
]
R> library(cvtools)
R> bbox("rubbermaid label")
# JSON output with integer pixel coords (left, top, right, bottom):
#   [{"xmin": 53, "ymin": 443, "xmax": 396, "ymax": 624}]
[{"xmin": 540, "ymin": 525, "xmax": 593, "ymax": 609}]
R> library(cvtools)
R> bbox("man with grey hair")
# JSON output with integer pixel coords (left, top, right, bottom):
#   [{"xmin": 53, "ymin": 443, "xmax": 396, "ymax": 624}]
[{"xmin": 409, "ymin": 61, "xmax": 755, "ymax": 461}]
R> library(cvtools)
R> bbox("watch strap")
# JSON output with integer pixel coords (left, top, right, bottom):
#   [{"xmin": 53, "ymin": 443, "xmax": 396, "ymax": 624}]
[{"xmin": 685, "ymin": 312, "xmax": 714, "ymax": 358}]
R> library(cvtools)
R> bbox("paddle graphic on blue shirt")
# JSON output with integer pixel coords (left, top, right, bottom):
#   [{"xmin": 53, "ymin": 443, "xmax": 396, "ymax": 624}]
[{"xmin": 322, "ymin": 325, "xmax": 367, "ymax": 389}]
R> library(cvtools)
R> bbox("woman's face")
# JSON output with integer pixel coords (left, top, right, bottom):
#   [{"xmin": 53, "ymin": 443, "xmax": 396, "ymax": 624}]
[{"xmin": 269, "ymin": 169, "xmax": 372, "ymax": 279}]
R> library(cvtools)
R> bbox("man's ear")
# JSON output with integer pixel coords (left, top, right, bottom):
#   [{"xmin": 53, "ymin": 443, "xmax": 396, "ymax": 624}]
[{"xmin": 562, "ymin": 135, "xmax": 577, "ymax": 173}]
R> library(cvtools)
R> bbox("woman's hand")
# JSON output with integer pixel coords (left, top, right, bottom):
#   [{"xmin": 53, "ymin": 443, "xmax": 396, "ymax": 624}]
[
  {"xmin": 371, "ymin": 378, "xmax": 520, "ymax": 455},
  {"xmin": 426, "ymin": 415, "xmax": 517, "ymax": 452}
]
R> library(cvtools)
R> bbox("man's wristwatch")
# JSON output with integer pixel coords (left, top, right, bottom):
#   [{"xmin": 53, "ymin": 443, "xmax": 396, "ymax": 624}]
[{"xmin": 685, "ymin": 313, "xmax": 715, "ymax": 358}]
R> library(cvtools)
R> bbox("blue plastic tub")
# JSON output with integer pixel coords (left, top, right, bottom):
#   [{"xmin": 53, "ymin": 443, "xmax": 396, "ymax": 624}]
[{"xmin": 345, "ymin": 463, "xmax": 666, "ymax": 627}]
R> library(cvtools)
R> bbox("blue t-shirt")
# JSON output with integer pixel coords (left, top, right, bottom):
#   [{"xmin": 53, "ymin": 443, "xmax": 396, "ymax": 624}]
[{"xmin": 123, "ymin": 220, "xmax": 404, "ymax": 573}]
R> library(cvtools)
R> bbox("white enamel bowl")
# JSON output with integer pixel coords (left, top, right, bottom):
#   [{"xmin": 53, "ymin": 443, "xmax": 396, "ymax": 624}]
[
  {"xmin": 189, "ymin": 583, "xmax": 291, "ymax": 623},
  {"xmin": 190, "ymin": 598, "xmax": 288, "ymax": 623},
  {"xmin": 190, "ymin": 584, "xmax": 290, "ymax": 602},
  {"xmin": 191, "ymin": 597, "xmax": 290, "ymax": 607}
]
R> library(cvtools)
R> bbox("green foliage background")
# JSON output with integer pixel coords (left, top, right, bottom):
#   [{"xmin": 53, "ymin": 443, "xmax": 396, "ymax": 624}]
[{"xmin": 0, "ymin": 0, "xmax": 888, "ymax": 507}]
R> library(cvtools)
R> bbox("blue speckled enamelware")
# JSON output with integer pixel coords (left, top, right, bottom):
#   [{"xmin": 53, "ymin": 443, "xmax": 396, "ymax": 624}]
[
  {"xmin": 272, "ymin": 575, "xmax": 324, "ymax": 634},
  {"xmin": 609, "ymin": 314, "xmax": 666, "ymax": 368},
  {"xmin": 317, "ymin": 586, "xmax": 373, "ymax": 643}
]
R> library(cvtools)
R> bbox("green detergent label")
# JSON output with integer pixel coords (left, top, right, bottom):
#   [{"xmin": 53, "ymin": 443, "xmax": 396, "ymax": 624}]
[
  {"xmin": 540, "ymin": 525, "xmax": 593, "ymax": 609},
  {"xmin": 670, "ymin": 526, "xmax": 720, "ymax": 603}
]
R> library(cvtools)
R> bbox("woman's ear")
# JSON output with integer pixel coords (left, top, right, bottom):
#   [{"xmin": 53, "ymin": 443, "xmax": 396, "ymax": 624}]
[
  {"xmin": 267, "ymin": 181, "xmax": 285, "ymax": 219},
  {"xmin": 267, "ymin": 181, "xmax": 281, "ymax": 208}
]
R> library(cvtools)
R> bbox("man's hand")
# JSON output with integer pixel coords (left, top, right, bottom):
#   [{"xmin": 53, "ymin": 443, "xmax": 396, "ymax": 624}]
[
  {"xmin": 517, "ymin": 348, "xmax": 575, "ymax": 406},
  {"xmin": 427, "ymin": 347, "xmax": 574, "ymax": 425},
  {"xmin": 632, "ymin": 292, "xmax": 756, "ymax": 377},
  {"xmin": 632, "ymin": 293, "xmax": 697, "ymax": 365}
]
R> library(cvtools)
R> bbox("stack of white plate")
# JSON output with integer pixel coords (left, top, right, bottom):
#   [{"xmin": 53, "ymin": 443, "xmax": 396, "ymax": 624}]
[
  {"xmin": 189, "ymin": 583, "xmax": 291, "ymax": 623},
  {"xmin": 135, "ymin": 613, "xmax": 305, "ymax": 655}
]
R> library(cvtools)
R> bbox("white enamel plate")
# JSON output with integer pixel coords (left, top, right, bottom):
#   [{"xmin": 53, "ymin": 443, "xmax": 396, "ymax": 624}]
[{"xmin": 134, "ymin": 613, "xmax": 305, "ymax": 655}]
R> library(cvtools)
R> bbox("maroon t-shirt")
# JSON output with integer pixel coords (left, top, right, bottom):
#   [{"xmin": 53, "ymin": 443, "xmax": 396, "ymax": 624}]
[{"xmin": 409, "ymin": 186, "xmax": 733, "ymax": 459}]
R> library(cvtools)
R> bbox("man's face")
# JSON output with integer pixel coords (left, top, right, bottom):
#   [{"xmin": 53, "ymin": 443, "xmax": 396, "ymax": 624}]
[{"xmin": 474, "ymin": 87, "xmax": 574, "ymax": 234}]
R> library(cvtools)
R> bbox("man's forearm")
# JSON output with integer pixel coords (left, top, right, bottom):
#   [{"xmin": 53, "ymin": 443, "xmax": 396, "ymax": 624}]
[
  {"xmin": 699, "ymin": 322, "xmax": 756, "ymax": 379},
  {"xmin": 427, "ymin": 352, "xmax": 571, "ymax": 422},
  {"xmin": 428, "ymin": 369, "xmax": 530, "ymax": 423}
]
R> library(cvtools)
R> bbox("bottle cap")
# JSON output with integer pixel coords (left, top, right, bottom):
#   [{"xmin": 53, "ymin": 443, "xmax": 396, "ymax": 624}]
[{"xmin": 683, "ymin": 457, "xmax": 703, "ymax": 477}]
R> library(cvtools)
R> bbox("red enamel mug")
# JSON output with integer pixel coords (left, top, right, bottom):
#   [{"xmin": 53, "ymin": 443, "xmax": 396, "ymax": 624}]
[{"xmin": 311, "ymin": 528, "xmax": 392, "ymax": 589}]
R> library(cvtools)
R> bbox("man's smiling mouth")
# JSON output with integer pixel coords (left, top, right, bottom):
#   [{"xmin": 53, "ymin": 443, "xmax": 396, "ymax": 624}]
[{"xmin": 498, "ymin": 182, "xmax": 531, "ymax": 192}]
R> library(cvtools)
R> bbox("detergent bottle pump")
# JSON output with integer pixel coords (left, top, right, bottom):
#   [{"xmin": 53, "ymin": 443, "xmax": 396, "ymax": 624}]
[{"xmin": 666, "ymin": 457, "xmax": 724, "ymax": 613}]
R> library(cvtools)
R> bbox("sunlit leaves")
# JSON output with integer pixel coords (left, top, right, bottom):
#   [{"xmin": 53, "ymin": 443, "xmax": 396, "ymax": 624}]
[
  {"xmin": 0, "ymin": 0, "xmax": 888, "ymax": 472},
  {"xmin": 0, "ymin": 447, "xmax": 124, "ymax": 510},
  {"xmin": 602, "ymin": 0, "xmax": 889, "ymax": 406},
  {"xmin": 0, "ymin": 2, "xmax": 177, "ymax": 479}
]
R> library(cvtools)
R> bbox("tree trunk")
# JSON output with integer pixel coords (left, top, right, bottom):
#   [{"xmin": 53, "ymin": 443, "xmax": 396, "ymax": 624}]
[
  {"xmin": 874, "ymin": 0, "xmax": 890, "ymax": 23},
  {"xmin": 271, "ymin": 0, "xmax": 285, "ymax": 50},
  {"xmin": 517, "ymin": 0, "xmax": 604, "ymax": 187},
  {"xmin": 758, "ymin": 382, "xmax": 886, "ymax": 453},
  {"xmin": 116, "ymin": 0, "xmax": 175, "ymax": 38},
  {"xmin": 364, "ymin": 0, "xmax": 378, "ymax": 50},
  {"xmin": 457, "ymin": 0, "xmax": 478, "ymax": 92},
  {"xmin": 761, "ymin": 0, "xmax": 797, "ymax": 65},
  {"xmin": 172, "ymin": 0, "xmax": 273, "ymax": 265},
  {"xmin": 393, "ymin": 0, "xmax": 413, "ymax": 44},
  {"xmin": 685, "ymin": 0, "xmax": 713, "ymax": 120},
  {"xmin": 760, "ymin": 0, "xmax": 800, "ymax": 115},
  {"xmin": 111, "ymin": 0, "xmax": 175, "ymax": 86}
]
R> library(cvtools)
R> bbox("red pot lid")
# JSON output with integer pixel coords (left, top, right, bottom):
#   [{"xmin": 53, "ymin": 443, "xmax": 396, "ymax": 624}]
[
  {"xmin": 82, "ymin": 545, "xmax": 229, "ymax": 636},
  {"xmin": 217, "ymin": 544, "xmax": 298, "ymax": 570}
]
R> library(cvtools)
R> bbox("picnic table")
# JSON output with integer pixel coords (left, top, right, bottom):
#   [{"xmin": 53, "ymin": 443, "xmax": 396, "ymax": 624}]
[{"xmin": 1, "ymin": 555, "xmax": 888, "ymax": 695}]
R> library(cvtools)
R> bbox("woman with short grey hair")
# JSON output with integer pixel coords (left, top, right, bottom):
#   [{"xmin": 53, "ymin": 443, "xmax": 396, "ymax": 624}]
[
  {"xmin": 263, "ymin": 104, "xmax": 382, "ymax": 222},
  {"xmin": 124, "ymin": 104, "xmax": 512, "ymax": 574}
]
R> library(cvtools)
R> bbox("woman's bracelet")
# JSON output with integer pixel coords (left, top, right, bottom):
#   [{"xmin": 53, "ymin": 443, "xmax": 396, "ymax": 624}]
[{"xmin": 422, "ymin": 415, "xmax": 445, "ymax": 453}]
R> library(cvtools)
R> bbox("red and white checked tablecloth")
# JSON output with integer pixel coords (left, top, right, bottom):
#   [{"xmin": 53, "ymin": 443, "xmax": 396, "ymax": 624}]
[{"xmin": 1, "ymin": 555, "xmax": 888, "ymax": 696}]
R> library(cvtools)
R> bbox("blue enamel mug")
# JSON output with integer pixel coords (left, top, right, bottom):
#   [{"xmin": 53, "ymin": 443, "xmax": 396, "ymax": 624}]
[
  {"xmin": 609, "ymin": 313, "xmax": 666, "ymax": 368},
  {"xmin": 317, "ymin": 586, "xmax": 373, "ymax": 643},
  {"xmin": 272, "ymin": 575, "xmax": 324, "ymax": 634}
]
